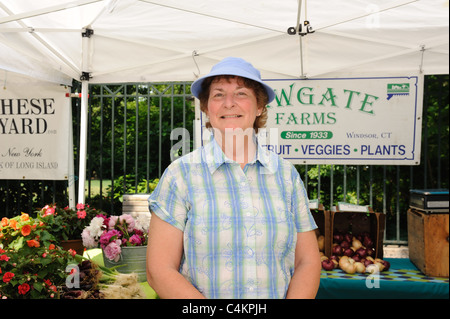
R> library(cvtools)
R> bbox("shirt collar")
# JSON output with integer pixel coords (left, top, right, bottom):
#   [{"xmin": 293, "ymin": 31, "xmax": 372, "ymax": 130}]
[{"xmin": 203, "ymin": 133, "xmax": 278, "ymax": 175}]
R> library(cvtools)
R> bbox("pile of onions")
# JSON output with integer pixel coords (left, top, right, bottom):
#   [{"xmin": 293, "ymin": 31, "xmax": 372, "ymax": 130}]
[{"xmin": 320, "ymin": 231, "xmax": 390, "ymax": 274}]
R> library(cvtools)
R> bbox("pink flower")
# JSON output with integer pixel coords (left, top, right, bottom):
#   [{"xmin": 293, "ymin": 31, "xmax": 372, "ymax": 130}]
[
  {"xmin": 76, "ymin": 203, "xmax": 85, "ymax": 210},
  {"xmin": 96, "ymin": 214, "xmax": 110, "ymax": 227},
  {"xmin": 99, "ymin": 229, "xmax": 121, "ymax": 248},
  {"xmin": 43, "ymin": 206, "xmax": 55, "ymax": 217},
  {"xmin": 81, "ymin": 228, "xmax": 97, "ymax": 248},
  {"xmin": 129, "ymin": 234, "xmax": 142, "ymax": 245},
  {"xmin": 77, "ymin": 210, "xmax": 86, "ymax": 219},
  {"xmin": 119, "ymin": 214, "xmax": 135, "ymax": 232},
  {"xmin": 103, "ymin": 241, "xmax": 122, "ymax": 262},
  {"xmin": 108, "ymin": 216, "xmax": 118, "ymax": 229}
]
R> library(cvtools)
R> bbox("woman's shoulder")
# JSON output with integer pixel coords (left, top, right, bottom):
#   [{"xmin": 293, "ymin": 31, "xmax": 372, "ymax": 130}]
[{"xmin": 259, "ymin": 145, "xmax": 298, "ymax": 175}]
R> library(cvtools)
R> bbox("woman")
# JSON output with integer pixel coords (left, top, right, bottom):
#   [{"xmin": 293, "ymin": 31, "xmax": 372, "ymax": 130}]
[{"xmin": 146, "ymin": 57, "xmax": 321, "ymax": 299}]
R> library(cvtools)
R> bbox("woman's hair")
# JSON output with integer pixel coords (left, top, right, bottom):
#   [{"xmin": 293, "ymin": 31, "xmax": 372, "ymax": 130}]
[{"xmin": 197, "ymin": 75, "xmax": 269, "ymax": 133}]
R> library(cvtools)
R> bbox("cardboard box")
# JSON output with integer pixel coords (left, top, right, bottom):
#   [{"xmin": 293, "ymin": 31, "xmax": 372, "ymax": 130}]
[
  {"xmin": 407, "ymin": 208, "xmax": 449, "ymax": 277},
  {"xmin": 310, "ymin": 202, "xmax": 331, "ymax": 257},
  {"xmin": 329, "ymin": 204, "xmax": 386, "ymax": 259}
]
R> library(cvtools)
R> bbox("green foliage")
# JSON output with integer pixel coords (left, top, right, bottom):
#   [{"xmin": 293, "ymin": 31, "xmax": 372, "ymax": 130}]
[
  {"xmin": 105, "ymin": 175, "xmax": 159, "ymax": 202},
  {"xmin": 36, "ymin": 203, "xmax": 104, "ymax": 241},
  {"xmin": 85, "ymin": 83, "xmax": 195, "ymax": 182}
]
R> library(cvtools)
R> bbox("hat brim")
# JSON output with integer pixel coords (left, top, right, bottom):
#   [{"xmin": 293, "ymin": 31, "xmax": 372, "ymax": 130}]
[{"xmin": 191, "ymin": 67, "xmax": 275, "ymax": 104}]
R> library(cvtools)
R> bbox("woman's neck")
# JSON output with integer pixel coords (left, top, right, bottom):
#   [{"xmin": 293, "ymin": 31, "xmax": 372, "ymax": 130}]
[{"xmin": 214, "ymin": 128, "xmax": 256, "ymax": 169}]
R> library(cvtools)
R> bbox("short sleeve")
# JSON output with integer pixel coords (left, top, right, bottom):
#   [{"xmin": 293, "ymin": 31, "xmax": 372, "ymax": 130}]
[
  {"xmin": 291, "ymin": 169, "xmax": 317, "ymax": 233},
  {"xmin": 148, "ymin": 164, "xmax": 189, "ymax": 232}
]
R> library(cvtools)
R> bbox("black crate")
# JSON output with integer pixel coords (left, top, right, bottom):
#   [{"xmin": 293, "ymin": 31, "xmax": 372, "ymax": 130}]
[{"xmin": 409, "ymin": 189, "xmax": 449, "ymax": 213}]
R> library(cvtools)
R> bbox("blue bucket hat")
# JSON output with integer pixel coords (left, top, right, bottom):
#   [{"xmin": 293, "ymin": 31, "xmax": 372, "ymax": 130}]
[{"xmin": 191, "ymin": 57, "xmax": 275, "ymax": 103}]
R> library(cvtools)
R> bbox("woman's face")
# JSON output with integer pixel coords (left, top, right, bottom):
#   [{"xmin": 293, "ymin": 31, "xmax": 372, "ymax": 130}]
[{"xmin": 205, "ymin": 77, "xmax": 262, "ymax": 136}]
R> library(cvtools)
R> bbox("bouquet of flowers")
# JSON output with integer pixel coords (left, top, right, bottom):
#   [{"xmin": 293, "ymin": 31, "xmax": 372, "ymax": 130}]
[
  {"xmin": 0, "ymin": 213, "xmax": 77, "ymax": 299},
  {"xmin": 37, "ymin": 203, "xmax": 103, "ymax": 242},
  {"xmin": 82, "ymin": 213, "xmax": 150, "ymax": 262}
]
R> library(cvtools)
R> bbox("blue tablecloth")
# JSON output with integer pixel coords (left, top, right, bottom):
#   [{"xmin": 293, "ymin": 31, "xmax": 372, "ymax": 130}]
[{"xmin": 317, "ymin": 258, "xmax": 449, "ymax": 299}]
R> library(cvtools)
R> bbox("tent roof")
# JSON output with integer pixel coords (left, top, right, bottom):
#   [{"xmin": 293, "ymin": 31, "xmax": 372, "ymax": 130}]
[{"xmin": 1, "ymin": 0, "xmax": 448, "ymax": 85}]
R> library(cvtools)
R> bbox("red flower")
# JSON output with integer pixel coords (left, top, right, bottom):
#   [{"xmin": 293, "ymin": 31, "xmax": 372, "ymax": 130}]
[
  {"xmin": 76, "ymin": 203, "xmax": 85, "ymax": 210},
  {"xmin": 21, "ymin": 224, "xmax": 32, "ymax": 237},
  {"xmin": 43, "ymin": 206, "xmax": 55, "ymax": 217},
  {"xmin": 1, "ymin": 217, "xmax": 8, "ymax": 227},
  {"xmin": 18, "ymin": 283, "xmax": 30, "ymax": 295},
  {"xmin": 26, "ymin": 239, "xmax": 40, "ymax": 248},
  {"xmin": 77, "ymin": 210, "xmax": 87, "ymax": 219},
  {"xmin": 68, "ymin": 249, "xmax": 77, "ymax": 257},
  {"xmin": 2, "ymin": 272, "xmax": 15, "ymax": 283},
  {"xmin": 0, "ymin": 254, "xmax": 10, "ymax": 262}
]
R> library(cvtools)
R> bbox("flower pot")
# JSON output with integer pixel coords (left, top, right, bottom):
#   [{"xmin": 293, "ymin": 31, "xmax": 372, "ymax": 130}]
[
  {"xmin": 103, "ymin": 245, "xmax": 147, "ymax": 282},
  {"xmin": 60, "ymin": 239, "xmax": 85, "ymax": 256}
]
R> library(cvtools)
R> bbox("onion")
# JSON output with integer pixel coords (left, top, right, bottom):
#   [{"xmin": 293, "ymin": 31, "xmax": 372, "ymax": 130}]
[
  {"xmin": 338, "ymin": 256, "xmax": 356, "ymax": 274},
  {"xmin": 317, "ymin": 235, "xmax": 325, "ymax": 252},
  {"xmin": 363, "ymin": 259, "xmax": 374, "ymax": 267},
  {"xmin": 355, "ymin": 247, "xmax": 367, "ymax": 258},
  {"xmin": 374, "ymin": 258, "xmax": 388, "ymax": 272},
  {"xmin": 330, "ymin": 255, "xmax": 339, "ymax": 262},
  {"xmin": 322, "ymin": 259, "xmax": 335, "ymax": 271},
  {"xmin": 331, "ymin": 259, "xmax": 339, "ymax": 269},
  {"xmin": 344, "ymin": 233, "xmax": 353, "ymax": 243},
  {"xmin": 354, "ymin": 262, "xmax": 366, "ymax": 273},
  {"xmin": 363, "ymin": 236, "xmax": 374, "ymax": 249},
  {"xmin": 343, "ymin": 248, "xmax": 354, "ymax": 257},
  {"xmin": 381, "ymin": 260, "xmax": 390, "ymax": 271},
  {"xmin": 340, "ymin": 240, "xmax": 350, "ymax": 249},
  {"xmin": 366, "ymin": 248, "xmax": 375, "ymax": 257},
  {"xmin": 352, "ymin": 238, "xmax": 363, "ymax": 250},
  {"xmin": 352, "ymin": 254, "xmax": 361, "ymax": 262},
  {"xmin": 332, "ymin": 245, "xmax": 343, "ymax": 256},
  {"xmin": 333, "ymin": 233, "xmax": 344, "ymax": 244}
]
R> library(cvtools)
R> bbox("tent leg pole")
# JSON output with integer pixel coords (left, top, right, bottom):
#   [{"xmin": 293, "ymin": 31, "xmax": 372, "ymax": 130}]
[
  {"xmin": 77, "ymin": 80, "xmax": 89, "ymax": 205},
  {"xmin": 68, "ymin": 98, "xmax": 76, "ymax": 209},
  {"xmin": 299, "ymin": 36, "xmax": 305, "ymax": 78}
]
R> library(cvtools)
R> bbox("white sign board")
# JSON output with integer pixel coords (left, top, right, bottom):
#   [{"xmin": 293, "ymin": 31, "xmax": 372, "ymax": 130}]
[
  {"xmin": 198, "ymin": 76, "xmax": 423, "ymax": 165},
  {"xmin": 0, "ymin": 83, "xmax": 71, "ymax": 180}
]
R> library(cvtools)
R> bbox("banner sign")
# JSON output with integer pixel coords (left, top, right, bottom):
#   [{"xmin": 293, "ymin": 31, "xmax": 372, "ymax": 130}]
[
  {"xmin": 0, "ymin": 83, "xmax": 71, "ymax": 180},
  {"xmin": 259, "ymin": 76, "xmax": 423, "ymax": 165}
]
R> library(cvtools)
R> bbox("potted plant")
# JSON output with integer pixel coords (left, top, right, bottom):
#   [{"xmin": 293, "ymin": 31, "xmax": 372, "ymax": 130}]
[
  {"xmin": 37, "ymin": 203, "xmax": 104, "ymax": 255},
  {"xmin": 82, "ymin": 213, "xmax": 150, "ymax": 281},
  {"xmin": 0, "ymin": 213, "xmax": 78, "ymax": 299}
]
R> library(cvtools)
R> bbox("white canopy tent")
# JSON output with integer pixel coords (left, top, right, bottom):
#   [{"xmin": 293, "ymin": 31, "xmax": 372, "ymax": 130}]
[{"xmin": 1, "ymin": 0, "xmax": 448, "ymax": 204}]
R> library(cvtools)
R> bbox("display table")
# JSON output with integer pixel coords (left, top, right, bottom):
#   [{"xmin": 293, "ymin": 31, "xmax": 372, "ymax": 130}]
[
  {"xmin": 84, "ymin": 250, "xmax": 448, "ymax": 299},
  {"xmin": 317, "ymin": 258, "xmax": 449, "ymax": 299},
  {"xmin": 83, "ymin": 249, "xmax": 158, "ymax": 299}
]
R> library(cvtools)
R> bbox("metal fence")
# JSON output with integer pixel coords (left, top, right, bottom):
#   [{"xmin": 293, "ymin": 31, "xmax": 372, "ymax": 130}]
[{"xmin": 1, "ymin": 75, "xmax": 448, "ymax": 245}]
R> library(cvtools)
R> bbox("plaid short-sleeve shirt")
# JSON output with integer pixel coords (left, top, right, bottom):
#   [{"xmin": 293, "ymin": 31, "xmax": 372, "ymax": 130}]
[{"xmin": 149, "ymin": 137, "xmax": 317, "ymax": 299}]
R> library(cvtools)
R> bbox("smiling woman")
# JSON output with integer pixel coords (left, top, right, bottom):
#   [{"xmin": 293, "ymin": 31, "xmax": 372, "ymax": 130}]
[{"xmin": 147, "ymin": 57, "xmax": 321, "ymax": 299}]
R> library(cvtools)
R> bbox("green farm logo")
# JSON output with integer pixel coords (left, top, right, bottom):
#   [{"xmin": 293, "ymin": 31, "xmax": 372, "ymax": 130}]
[{"xmin": 387, "ymin": 83, "xmax": 410, "ymax": 100}]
